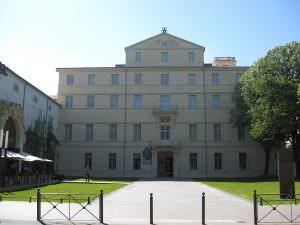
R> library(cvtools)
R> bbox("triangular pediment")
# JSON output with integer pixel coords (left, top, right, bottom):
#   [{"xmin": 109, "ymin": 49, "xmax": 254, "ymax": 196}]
[{"xmin": 125, "ymin": 33, "xmax": 205, "ymax": 50}]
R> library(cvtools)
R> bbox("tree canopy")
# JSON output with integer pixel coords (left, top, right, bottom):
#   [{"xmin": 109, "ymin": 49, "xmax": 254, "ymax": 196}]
[{"xmin": 240, "ymin": 41, "xmax": 300, "ymax": 176}]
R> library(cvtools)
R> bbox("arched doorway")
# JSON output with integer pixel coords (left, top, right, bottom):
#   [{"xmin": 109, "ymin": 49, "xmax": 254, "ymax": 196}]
[
  {"xmin": 157, "ymin": 151, "xmax": 173, "ymax": 177},
  {"xmin": 3, "ymin": 117, "xmax": 17, "ymax": 149}
]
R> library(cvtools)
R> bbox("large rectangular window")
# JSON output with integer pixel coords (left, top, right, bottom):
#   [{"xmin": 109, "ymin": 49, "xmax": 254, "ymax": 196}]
[
  {"xmin": 88, "ymin": 74, "xmax": 95, "ymax": 86},
  {"xmin": 133, "ymin": 153, "xmax": 141, "ymax": 170},
  {"xmin": 111, "ymin": 74, "xmax": 119, "ymax": 85},
  {"xmin": 160, "ymin": 95, "xmax": 170, "ymax": 111},
  {"xmin": 133, "ymin": 124, "xmax": 141, "ymax": 141},
  {"xmin": 160, "ymin": 117, "xmax": 171, "ymax": 142},
  {"xmin": 108, "ymin": 153, "xmax": 117, "ymax": 170},
  {"xmin": 87, "ymin": 95, "xmax": 95, "ymax": 109},
  {"xmin": 212, "ymin": 95, "xmax": 220, "ymax": 108},
  {"xmin": 111, "ymin": 95, "xmax": 118, "ymax": 108},
  {"xmin": 189, "ymin": 95, "xmax": 197, "ymax": 109},
  {"xmin": 65, "ymin": 124, "xmax": 72, "ymax": 140},
  {"xmin": 161, "ymin": 52, "xmax": 168, "ymax": 63},
  {"xmin": 134, "ymin": 74, "xmax": 142, "ymax": 85},
  {"xmin": 84, "ymin": 153, "xmax": 92, "ymax": 169},
  {"xmin": 86, "ymin": 124, "xmax": 93, "ymax": 140},
  {"xmin": 134, "ymin": 95, "xmax": 142, "ymax": 108},
  {"xmin": 214, "ymin": 124, "xmax": 221, "ymax": 141},
  {"xmin": 188, "ymin": 73, "xmax": 196, "ymax": 85},
  {"xmin": 188, "ymin": 51, "xmax": 195, "ymax": 63},
  {"xmin": 239, "ymin": 153, "xmax": 247, "ymax": 170},
  {"xmin": 214, "ymin": 153, "xmax": 222, "ymax": 170},
  {"xmin": 160, "ymin": 74, "xmax": 169, "ymax": 85},
  {"xmin": 67, "ymin": 75, "xmax": 74, "ymax": 85},
  {"xmin": 65, "ymin": 96, "xmax": 73, "ymax": 109},
  {"xmin": 212, "ymin": 73, "xmax": 219, "ymax": 85},
  {"xmin": 135, "ymin": 52, "xmax": 141, "ymax": 63},
  {"xmin": 189, "ymin": 153, "xmax": 197, "ymax": 170},
  {"xmin": 238, "ymin": 126, "xmax": 246, "ymax": 141},
  {"xmin": 189, "ymin": 124, "xmax": 197, "ymax": 140},
  {"xmin": 109, "ymin": 124, "xmax": 117, "ymax": 140}
]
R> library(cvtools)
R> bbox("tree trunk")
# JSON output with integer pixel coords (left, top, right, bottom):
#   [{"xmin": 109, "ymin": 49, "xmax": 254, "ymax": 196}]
[
  {"xmin": 291, "ymin": 131, "xmax": 300, "ymax": 177},
  {"xmin": 263, "ymin": 147, "xmax": 271, "ymax": 175}
]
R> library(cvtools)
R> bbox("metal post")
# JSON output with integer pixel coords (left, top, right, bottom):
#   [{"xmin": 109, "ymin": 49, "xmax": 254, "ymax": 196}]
[
  {"xmin": 99, "ymin": 190, "xmax": 103, "ymax": 223},
  {"xmin": 150, "ymin": 193, "xmax": 153, "ymax": 224},
  {"xmin": 254, "ymin": 190, "xmax": 258, "ymax": 225},
  {"xmin": 202, "ymin": 192, "xmax": 205, "ymax": 225},
  {"xmin": 37, "ymin": 188, "xmax": 41, "ymax": 221}
]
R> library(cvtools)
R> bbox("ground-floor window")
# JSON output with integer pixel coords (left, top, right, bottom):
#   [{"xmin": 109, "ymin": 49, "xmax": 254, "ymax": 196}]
[
  {"xmin": 84, "ymin": 153, "xmax": 92, "ymax": 169},
  {"xmin": 214, "ymin": 153, "xmax": 222, "ymax": 170},
  {"xmin": 189, "ymin": 153, "xmax": 197, "ymax": 170},
  {"xmin": 133, "ymin": 153, "xmax": 141, "ymax": 170},
  {"xmin": 239, "ymin": 152, "xmax": 247, "ymax": 169},
  {"xmin": 109, "ymin": 153, "xmax": 117, "ymax": 170}
]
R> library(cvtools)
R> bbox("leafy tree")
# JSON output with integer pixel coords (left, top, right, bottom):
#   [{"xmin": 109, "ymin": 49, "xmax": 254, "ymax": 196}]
[
  {"xmin": 241, "ymin": 42, "xmax": 300, "ymax": 177},
  {"xmin": 45, "ymin": 118, "xmax": 59, "ymax": 160},
  {"xmin": 24, "ymin": 116, "xmax": 59, "ymax": 173},
  {"xmin": 24, "ymin": 116, "xmax": 46, "ymax": 157},
  {"xmin": 230, "ymin": 82, "xmax": 274, "ymax": 175}
]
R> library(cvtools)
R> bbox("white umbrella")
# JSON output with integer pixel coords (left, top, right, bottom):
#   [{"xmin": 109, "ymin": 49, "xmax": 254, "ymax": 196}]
[{"xmin": 1, "ymin": 150, "xmax": 26, "ymax": 160}]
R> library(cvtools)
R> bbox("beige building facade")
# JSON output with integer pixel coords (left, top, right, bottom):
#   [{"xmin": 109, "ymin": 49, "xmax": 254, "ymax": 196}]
[{"xmin": 56, "ymin": 31, "xmax": 277, "ymax": 178}]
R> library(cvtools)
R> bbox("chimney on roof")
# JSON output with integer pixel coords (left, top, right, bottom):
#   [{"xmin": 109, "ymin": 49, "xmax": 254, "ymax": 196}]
[{"xmin": 213, "ymin": 57, "xmax": 236, "ymax": 67}]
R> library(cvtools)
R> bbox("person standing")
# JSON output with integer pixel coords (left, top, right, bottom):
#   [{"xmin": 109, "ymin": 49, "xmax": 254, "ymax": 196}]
[{"xmin": 85, "ymin": 165, "xmax": 90, "ymax": 183}]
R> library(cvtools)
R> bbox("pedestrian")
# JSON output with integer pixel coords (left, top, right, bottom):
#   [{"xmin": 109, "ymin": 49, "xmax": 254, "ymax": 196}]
[{"xmin": 85, "ymin": 165, "xmax": 90, "ymax": 183}]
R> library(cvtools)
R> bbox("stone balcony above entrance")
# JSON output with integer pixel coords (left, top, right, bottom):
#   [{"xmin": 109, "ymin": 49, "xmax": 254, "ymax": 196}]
[
  {"xmin": 151, "ymin": 140, "xmax": 180, "ymax": 149},
  {"xmin": 152, "ymin": 105, "xmax": 178, "ymax": 115}
]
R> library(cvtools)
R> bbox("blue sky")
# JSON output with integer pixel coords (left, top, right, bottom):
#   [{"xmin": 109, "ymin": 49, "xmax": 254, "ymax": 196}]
[{"xmin": 1, "ymin": 0, "xmax": 299, "ymax": 95}]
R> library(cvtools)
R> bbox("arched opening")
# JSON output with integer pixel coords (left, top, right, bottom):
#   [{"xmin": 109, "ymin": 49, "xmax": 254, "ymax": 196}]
[
  {"xmin": 3, "ymin": 117, "xmax": 17, "ymax": 149},
  {"xmin": 157, "ymin": 151, "xmax": 173, "ymax": 177}
]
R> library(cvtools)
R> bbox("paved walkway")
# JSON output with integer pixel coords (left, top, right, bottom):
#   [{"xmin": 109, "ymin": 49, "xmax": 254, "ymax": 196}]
[{"xmin": 0, "ymin": 180, "xmax": 299, "ymax": 225}]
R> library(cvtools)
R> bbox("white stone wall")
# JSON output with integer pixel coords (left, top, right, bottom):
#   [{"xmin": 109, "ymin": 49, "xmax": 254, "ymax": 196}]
[{"xmin": 0, "ymin": 68, "xmax": 60, "ymax": 150}]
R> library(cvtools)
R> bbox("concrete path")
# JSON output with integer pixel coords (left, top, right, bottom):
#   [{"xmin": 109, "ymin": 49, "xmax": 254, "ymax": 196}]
[
  {"xmin": 1, "ymin": 180, "xmax": 299, "ymax": 225},
  {"xmin": 102, "ymin": 180, "xmax": 253, "ymax": 225}
]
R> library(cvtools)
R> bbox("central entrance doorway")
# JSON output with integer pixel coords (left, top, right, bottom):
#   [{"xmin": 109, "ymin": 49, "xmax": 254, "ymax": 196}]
[{"xmin": 157, "ymin": 151, "xmax": 173, "ymax": 177}]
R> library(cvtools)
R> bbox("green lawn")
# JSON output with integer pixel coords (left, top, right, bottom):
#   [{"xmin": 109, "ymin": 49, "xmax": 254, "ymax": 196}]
[
  {"xmin": 0, "ymin": 182, "xmax": 126, "ymax": 203},
  {"xmin": 200, "ymin": 177, "xmax": 300, "ymax": 202}
]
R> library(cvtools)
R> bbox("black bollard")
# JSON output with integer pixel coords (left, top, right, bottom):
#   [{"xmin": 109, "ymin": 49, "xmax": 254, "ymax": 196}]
[
  {"xmin": 150, "ymin": 193, "xmax": 153, "ymax": 224},
  {"xmin": 254, "ymin": 190, "xmax": 258, "ymax": 225},
  {"xmin": 37, "ymin": 188, "xmax": 41, "ymax": 221},
  {"xmin": 99, "ymin": 190, "xmax": 103, "ymax": 223},
  {"xmin": 202, "ymin": 192, "xmax": 205, "ymax": 225}
]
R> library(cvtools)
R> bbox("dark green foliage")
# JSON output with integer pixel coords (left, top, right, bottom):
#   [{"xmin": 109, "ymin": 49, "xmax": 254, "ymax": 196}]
[{"xmin": 241, "ymin": 42, "xmax": 300, "ymax": 176}]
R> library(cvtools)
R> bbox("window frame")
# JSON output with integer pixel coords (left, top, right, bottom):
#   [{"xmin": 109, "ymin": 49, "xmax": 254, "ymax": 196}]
[
  {"xmin": 111, "ymin": 74, "xmax": 119, "ymax": 85},
  {"xmin": 214, "ymin": 153, "xmax": 222, "ymax": 170},
  {"xmin": 88, "ymin": 74, "xmax": 95, "ymax": 86},
  {"xmin": 212, "ymin": 73, "xmax": 219, "ymax": 85},
  {"xmin": 109, "ymin": 124, "xmax": 118, "ymax": 140},
  {"xmin": 134, "ymin": 95, "xmax": 142, "ymax": 109},
  {"xmin": 161, "ymin": 52, "xmax": 168, "ymax": 63},
  {"xmin": 188, "ymin": 51, "xmax": 195, "ymax": 63},
  {"xmin": 87, "ymin": 95, "xmax": 95, "ymax": 109},
  {"xmin": 65, "ymin": 124, "xmax": 72, "ymax": 140},
  {"xmin": 67, "ymin": 75, "xmax": 74, "ymax": 85},
  {"xmin": 133, "ymin": 153, "xmax": 141, "ymax": 170},
  {"xmin": 108, "ymin": 153, "xmax": 117, "ymax": 170},
  {"xmin": 213, "ymin": 124, "xmax": 221, "ymax": 141},
  {"xmin": 86, "ymin": 124, "xmax": 93, "ymax": 140},
  {"xmin": 189, "ymin": 124, "xmax": 197, "ymax": 141},
  {"xmin": 189, "ymin": 153, "xmax": 198, "ymax": 170},
  {"xmin": 133, "ymin": 124, "xmax": 141, "ymax": 141}
]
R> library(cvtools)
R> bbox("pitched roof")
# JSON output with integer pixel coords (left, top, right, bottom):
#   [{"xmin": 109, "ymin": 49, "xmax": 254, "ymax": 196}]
[{"xmin": 125, "ymin": 32, "xmax": 205, "ymax": 50}]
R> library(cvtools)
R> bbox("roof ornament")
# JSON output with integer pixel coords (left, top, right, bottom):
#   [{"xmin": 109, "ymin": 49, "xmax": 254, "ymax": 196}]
[{"xmin": 161, "ymin": 27, "xmax": 167, "ymax": 33}]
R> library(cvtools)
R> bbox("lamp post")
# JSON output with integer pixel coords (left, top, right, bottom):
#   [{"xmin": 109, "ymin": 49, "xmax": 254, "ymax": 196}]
[{"xmin": 0, "ymin": 130, "xmax": 9, "ymax": 188}]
